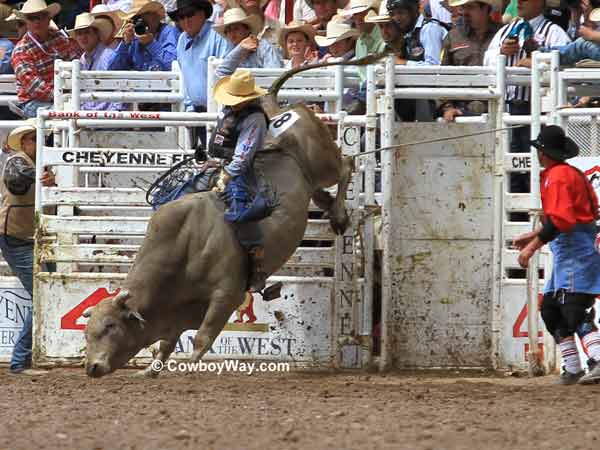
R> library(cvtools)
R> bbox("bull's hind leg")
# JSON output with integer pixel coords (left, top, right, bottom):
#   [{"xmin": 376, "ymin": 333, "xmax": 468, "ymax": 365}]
[
  {"xmin": 190, "ymin": 290, "xmax": 245, "ymax": 362},
  {"xmin": 134, "ymin": 338, "xmax": 177, "ymax": 378}
]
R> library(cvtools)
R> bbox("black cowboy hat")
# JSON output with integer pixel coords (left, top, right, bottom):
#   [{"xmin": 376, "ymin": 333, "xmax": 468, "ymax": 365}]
[
  {"xmin": 529, "ymin": 125, "xmax": 579, "ymax": 161},
  {"xmin": 167, "ymin": 0, "xmax": 212, "ymax": 21}
]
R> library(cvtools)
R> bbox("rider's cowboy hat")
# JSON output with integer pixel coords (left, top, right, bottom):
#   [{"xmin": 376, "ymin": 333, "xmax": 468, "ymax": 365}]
[
  {"xmin": 338, "ymin": 0, "xmax": 379, "ymax": 18},
  {"xmin": 365, "ymin": 1, "xmax": 390, "ymax": 22},
  {"xmin": 214, "ymin": 8, "xmax": 262, "ymax": 37},
  {"xmin": 448, "ymin": 0, "xmax": 502, "ymax": 10},
  {"xmin": 19, "ymin": 0, "xmax": 61, "ymax": 18},
  {"xmin": 90, "ymin": 4, "xmax": 125, "ymax": 35},
  {"xmin": 314, "ymin": 19, "xmax": 359, "ymax": 47},
  {"xmin": 7, "ymin": 119, "xmax": 37, "ymax": 153},
  {"xmin": 126, "ymin": 0, "xmax": 165, "ymax": 19},
  {"xmin": 278, "ymin": 20, "xmax": 316, "ymax": 57},
  {"xmin": 213, "ymin": 69, "xmax": 267, "ymax": 106},
  {"xmin": 167, "ymin": 0, "xmax": 213, "ymax": 22},
  {"xmin": 68, "ymin": 12, "xmax": 114, "ymax": 42},
  {"xmin": 529, "ymin": 125, "xmax": 579, "ymax": 161}
]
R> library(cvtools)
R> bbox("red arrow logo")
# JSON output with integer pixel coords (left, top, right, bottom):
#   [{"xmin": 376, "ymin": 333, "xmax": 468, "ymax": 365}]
[{"xmin": 60, "ymin": 288, "xmax": 119, "ymax": 330}]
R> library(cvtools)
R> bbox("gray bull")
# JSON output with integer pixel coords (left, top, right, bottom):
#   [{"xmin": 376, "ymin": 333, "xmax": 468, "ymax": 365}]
[{"xmin": 83, "ymin": 79, "xmax": 355, "ymax": 376}]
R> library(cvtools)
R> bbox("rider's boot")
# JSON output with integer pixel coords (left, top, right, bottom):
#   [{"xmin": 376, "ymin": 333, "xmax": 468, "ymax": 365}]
[{"xmin": 248, "ymin": 246, "xmax": 267, "ymax": 293}]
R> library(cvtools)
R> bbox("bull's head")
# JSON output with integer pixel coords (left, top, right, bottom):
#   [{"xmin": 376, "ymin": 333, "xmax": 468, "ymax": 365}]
[{"xmin": 83, "ymin": 290, "xmax": 147, "ymax": 377}]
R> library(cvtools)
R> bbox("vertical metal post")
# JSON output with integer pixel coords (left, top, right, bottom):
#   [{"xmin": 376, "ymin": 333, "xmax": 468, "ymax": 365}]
[
  {"xmin": 334, "ymin": 64, "xmax": 343, "ymax": 114},
  {"xmin": 379, "ymin": 55, "xmax": 395, "ymax": 372}
]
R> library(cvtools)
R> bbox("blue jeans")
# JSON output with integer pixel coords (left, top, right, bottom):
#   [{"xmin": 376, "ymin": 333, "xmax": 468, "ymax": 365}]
[
  {"xmin": 553, "ymin": 38, "xmax": 600, "ymax": 65},
  {"xmin": 0, "ymin": 235, "xmax": 33, "ymax": 370},
  {"xmin": 21, "ymin": 100, "xmax": 52, "ymax": 119}
]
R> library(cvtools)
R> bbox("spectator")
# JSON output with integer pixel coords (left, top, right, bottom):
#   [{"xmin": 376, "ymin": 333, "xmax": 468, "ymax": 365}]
[
  {"xmin": 0, "ymin": 3, "xmax": 18, "ymax": 39},
  {"xmin": 214, "ymin": 7, "xmax": 283, "ymax": 78},
  {"xmin": 5, "ymin": 10, "xmax": 28, "ymax": 40},
  {"xmin": 11, "ymin": 0, "xmax": 82, "ymax": 118},
  {"xmin": 279, "ymin": 20, "xmax": 318, "ymax": 68},
  {"xmin": 109, "ymin": 0, "xmax": 180, "ymax": 71},
  {"xmin": 439, "ymin": 0, "xmax": 500, "ymax": 122},
  {"xmin": 315, "ymin": 16, "xmax": 358, "ymax": 60},
  {"xmin": 1, "ymin": 120, "xmax": 55, "ymax": 375},
  {"xmin": 91, "ymin": 4, "xmax": 126, "ymax": 49},
  {"xmin": 69, "ymin": 12, "xmax": 125, "ymax": 111},
  {"xmin": 170, "ymin": 0, "xmax": 231, "ymax": 112},
  {"xmin": 365, "ymin": 1, "xmax": 404, "ymax": 57},
  {"xmin": 226, "ymin": 0, "xmax": 281, "ymax": 48},
  {"xmin": 309, "ymin": 0, "xmax": 344, "ymax": 36},
  {"xmin": 103, "ymin": 0, "xmax": 134, "ymax": 13},
  {"xmin": 0, "ymin": 8, "xmax": 15, "ymax": 75},
  {"xmin": 429, "ymin": 0, "xmax": 453, "ymax": 24},
  {"xmin": 264, "ymin": 0, "xmax": 315, "ymax": 25}
]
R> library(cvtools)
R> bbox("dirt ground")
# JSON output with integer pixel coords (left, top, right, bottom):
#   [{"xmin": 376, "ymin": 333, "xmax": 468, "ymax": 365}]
[{"xmin": 1, "ymin": 368, "xmax": 598, "ymax": 450}]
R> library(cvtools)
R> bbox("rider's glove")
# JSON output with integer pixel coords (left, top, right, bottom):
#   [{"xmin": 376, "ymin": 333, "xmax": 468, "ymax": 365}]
[{"xmin": 212, "ymin": 170, "xmax": 232, "ymax": 193}]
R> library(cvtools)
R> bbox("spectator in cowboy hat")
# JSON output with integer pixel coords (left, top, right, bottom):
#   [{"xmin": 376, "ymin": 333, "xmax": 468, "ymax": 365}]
[
  {"xmin": 1, "ymin": 120, "xmax": 55, "ymax": 376},
  {"xmin": 315, "ymin": 16, "xmax": 358, "ymax": 61},
  {"xmin": 90, "ymin": 4, "xmax": 126, "ymax": 49},
  {"xmin": 109, "ymin": 0, "xmax": 180, "ymax": 71},
  {"xmin": 5, "ymin": 10, "xmax": 28, "ymax": 40},
  {"xmin": 69, "ymin": 12, "xmax": 125, "ymax": 111},
  {"xmin": 11, "ymin": 0, "xmax": 82, "ymax": 118},
  {"xmin": 364, "ymin": 1, "xmax": 404, "ymax": 57},
  {"xmin": 224, "ymin": 0, "xmax": 281, "ymax": 48},
  {"xmin": 214, "ymin": 7, "xmax": 282, "ymax": 78},
  {"xmin": 0, "ymin": 3, "xmax": 18, "ymax": 39},
  {"xmin": 307, "ymin": 0, "xmax": 347, "ymax": 36},
  {"xmin": 279, "ymin": 20, "xmax": 318, "ymax": 68},
  {"xmin": 171, "ymin": 0, "xmax": 231, "ymax": 113}
]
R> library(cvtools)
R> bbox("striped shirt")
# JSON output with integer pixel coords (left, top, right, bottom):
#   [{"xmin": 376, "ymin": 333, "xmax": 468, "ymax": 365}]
[
  {"xmin": 11, "ymin": 30, "xmax": 82, "ymax": 103},
  {"xmin": 484, "ymin": 15, "xmax": 571, "ymax": 102}
]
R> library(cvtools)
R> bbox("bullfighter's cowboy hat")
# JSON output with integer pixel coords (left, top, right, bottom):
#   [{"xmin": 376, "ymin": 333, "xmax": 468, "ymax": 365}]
[
  {"xmin": 314, "ymin": 18, "xmax": 359, "ymax": 47},
  {"xmin": 213, "ymin": 8, "xmax": 262, "ymax": 37},
  {"xmin": 365, "ymin": 1, "xmax": 390, "ymax": 22},
  {"xmin": 213, "ymin": 69, "xmax": 267, "ymax": 106},
  {"xmin": 7, "ymin": 119, "xmax": 37, "ymax": 153},
  {"xmin": 278, "ymin": 20, "xmax": 317, "ymax": 58},
  {"xmin": 68, "ymin": 12, "xmax": 114, "ymax": 42},
  {"xmin": 19, "ymin": 0, "xmax": 61, "ymax": 18},
  {"xmin": 167, "ymin": 0, "xmax": 213, "ymax": 21},
  {"xmin": 529, "ymin": 125, "xmax": 580, "ymax": 161}
]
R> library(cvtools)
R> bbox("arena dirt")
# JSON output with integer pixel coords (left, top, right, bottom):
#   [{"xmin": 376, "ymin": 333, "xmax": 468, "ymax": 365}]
[{"xmin": 0, "ymin": 368, "xmax": 597, "ymax": 450}]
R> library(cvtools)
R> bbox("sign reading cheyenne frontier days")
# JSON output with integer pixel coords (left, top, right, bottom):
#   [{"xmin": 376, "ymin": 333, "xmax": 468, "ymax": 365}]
[{"xmin": 0, "ymin": 286, "xmax": 30, "ymax": 361}]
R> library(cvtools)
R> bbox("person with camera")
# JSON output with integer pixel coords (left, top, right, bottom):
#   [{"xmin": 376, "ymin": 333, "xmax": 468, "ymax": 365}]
[{"xmin": 109, "ymin": 0, "xmax": 180, "ymax": 71}]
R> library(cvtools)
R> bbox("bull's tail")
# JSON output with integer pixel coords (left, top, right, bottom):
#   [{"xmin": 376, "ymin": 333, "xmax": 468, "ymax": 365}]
[{"xmin": 266, "ymin": 50, "xmax": 391, "ymax": 105}]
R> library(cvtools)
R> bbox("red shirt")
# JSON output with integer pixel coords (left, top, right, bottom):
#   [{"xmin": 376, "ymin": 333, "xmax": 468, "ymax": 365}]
[
  {"xmin": 540, "ymin": 161, "xmax": 598, "ymax": 232},
  {"xmin": 11, "ymin": 31, "xmax": 82, "ymax": 103}
]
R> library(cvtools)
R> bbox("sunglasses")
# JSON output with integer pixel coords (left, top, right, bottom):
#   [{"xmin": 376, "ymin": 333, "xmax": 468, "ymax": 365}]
[
  {"xmin": 176, "ymin": 8, "xmax": 200, "ymax": 20},
  {"xmin": 25, "ymin": 12, "xmax": 49, "ymax": 22}
]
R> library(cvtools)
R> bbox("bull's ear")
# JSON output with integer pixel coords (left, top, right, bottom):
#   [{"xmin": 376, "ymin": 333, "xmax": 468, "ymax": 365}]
[
  {"xmin": 128, "ymin": 310, "xmax": 146, "ymax": 329},
  {"xmin": 112, "ymin": 290, "xmax": 131, "ymax": 309},
  {"xmin": 82, "ymin": 306, "xmax": 94, "ymax": 318}
]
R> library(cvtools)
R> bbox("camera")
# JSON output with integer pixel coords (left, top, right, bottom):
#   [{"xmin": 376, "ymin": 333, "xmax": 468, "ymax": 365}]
[{"xmin": 133, "ymin": 17, "xmax": 148, "ymax": 35}]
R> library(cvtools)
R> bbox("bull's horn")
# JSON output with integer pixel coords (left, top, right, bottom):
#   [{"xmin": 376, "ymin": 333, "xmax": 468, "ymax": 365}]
[
  {"xmin": 82, "ymin": 306, "xmax": 94, "ymax": 318},
  {"xmin": 112, "ymin": 290, "xmax": 131, "ymax": 308}
]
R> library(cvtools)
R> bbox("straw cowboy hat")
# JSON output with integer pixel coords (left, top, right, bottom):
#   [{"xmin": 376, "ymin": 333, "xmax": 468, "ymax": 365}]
[
  {"xmin": 278, "ymin": 20, "xmax": 316, "ymax": 56},
  {"xmin": 19, "ymin": 0, "xmax": 61, "ymax": 18},
  {"xmin": 338, "ymin": 0, "xmax": 379, "ymax": 18},
  {"xmin": 214, "ymin": 8, "xmax": 262, "ymax": 37},
  {"xmin": 213, "ymin": 69, "xmax": 267, "ymax": 106},
  {"xmin": 314, "ymin": 19, "xmax": 359, "ymax": 47},
  {"xmin": 126, "ymin": 0, "xmax": 165, "ymax": 19},
  {"xmin": 90, "ymin": 4, "xmax": 125, "ymax": 33},
  {"xmin": 7, "ymin": 119, "xmax": 37, "ymax": 153},
  {"xmin": 591, "ymin": 8, "xmax": 600, "ymax": 21},
  {"xmin": 68, "ymin": 12, "xmax": 114, "ymax": 42},
  {"xmin": 365, "ymin": 0, "xmax": 390, "ymax": 22},
  {"xmin": 7, "ymin": 9, "xmax": 60, "ymax": 29},
  {"xmin": 448, "ymin": 0, "xmax": 502, "ymax": 9}
]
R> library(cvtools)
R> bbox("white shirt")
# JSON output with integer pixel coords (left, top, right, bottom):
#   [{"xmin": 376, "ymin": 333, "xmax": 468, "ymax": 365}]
[
  {"xmin": 276, "ymin": 0, "xmax": 316, "ymax": 23},
  {"xmin": 429, "ymin": 0, "xmax": 452, "ymax": 25}
]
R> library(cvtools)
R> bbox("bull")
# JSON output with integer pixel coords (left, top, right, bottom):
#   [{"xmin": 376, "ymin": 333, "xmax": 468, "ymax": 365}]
[{"xmin": 82, "ymin": 56, "xmax": 384, "ymax": 377}]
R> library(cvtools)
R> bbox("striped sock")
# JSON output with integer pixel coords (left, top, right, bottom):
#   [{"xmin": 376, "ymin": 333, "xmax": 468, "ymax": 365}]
[
  {"xmin": 559, "ymin": 337, "xmax": 582, "ymax": 374},
  {"xmin": 582, "ymin": 331, "xmax": 600, "ymax": 362}
]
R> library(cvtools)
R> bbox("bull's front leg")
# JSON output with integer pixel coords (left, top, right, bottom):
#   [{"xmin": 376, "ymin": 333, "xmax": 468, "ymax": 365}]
[
  {"xmin": 329, "ymin": 155, "xmax": 353, "ymax": 235},
  {"xmin": 190, "ymin": 290, "xmax": 245, "ymax": 362},
  {"xmin": 133, "ymin": 338, "xmax": 177, "ymax": 378}
]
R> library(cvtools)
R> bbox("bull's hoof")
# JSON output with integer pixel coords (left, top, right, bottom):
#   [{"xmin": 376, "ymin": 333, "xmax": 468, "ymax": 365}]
[
  {"xmin": 330, "ymin": 215, "xmax": 349, "ymax": 235},
  {"xmin": 131, "ymin": 366, "xmax": 160, "ymax": 379}
]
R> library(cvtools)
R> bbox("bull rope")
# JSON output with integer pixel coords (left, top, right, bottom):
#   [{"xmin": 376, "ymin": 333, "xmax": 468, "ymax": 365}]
[{"xmin": 351, "ymin": 125, "xmax": 525, "ymax": 159}]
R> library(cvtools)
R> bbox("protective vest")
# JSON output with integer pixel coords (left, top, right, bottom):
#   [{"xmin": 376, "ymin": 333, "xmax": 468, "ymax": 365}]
[
  {"xmin": 208, "ymin": 104, "xmax": 270, "ymax": 161},
  {"xmin": 406, "ymin": 18, "xmax": 450, "ymax": 62},
  {"xmin": 0, "ymin": 152, "xmax": 35, "ymax": 240}
]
